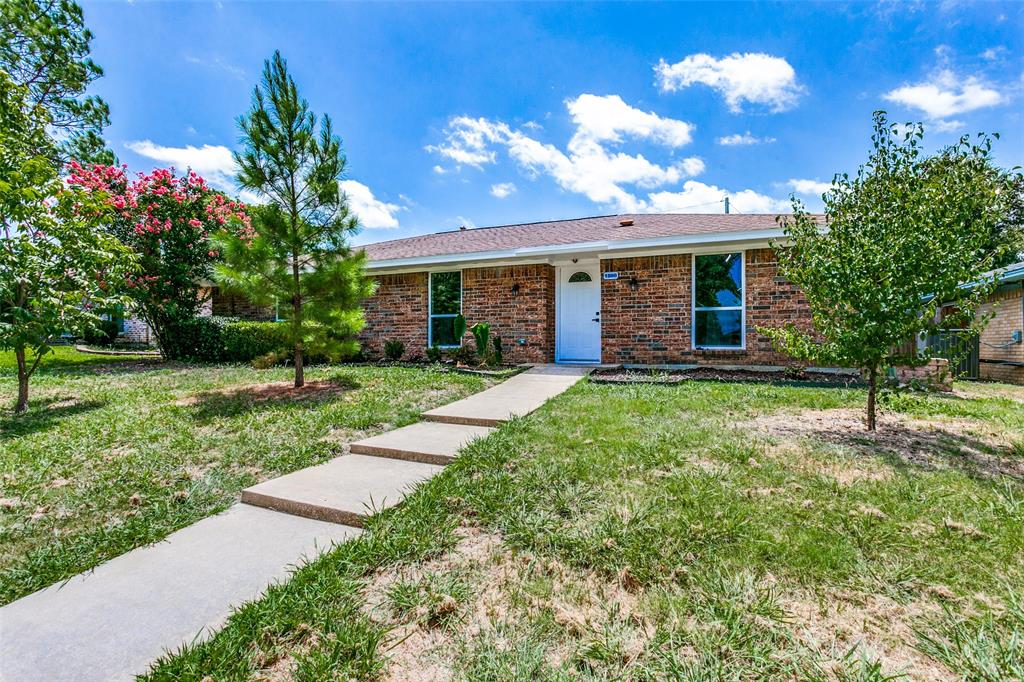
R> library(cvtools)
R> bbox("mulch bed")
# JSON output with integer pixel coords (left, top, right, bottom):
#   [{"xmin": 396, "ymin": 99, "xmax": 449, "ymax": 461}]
[{"xmin": 590, "ymin": 367, "xmax": 863, "ymax": 387}]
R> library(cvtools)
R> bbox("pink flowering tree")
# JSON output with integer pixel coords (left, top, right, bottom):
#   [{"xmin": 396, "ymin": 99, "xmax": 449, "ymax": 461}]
[{"xmin": 67, "ymin": 163, "xmax": 252, "ymax": 356}]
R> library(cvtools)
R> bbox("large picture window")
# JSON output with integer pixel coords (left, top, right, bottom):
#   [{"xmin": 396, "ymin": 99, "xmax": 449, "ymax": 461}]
[
  {"xmin": 429, "ymin": 271, "xmax": 462, "ymax": 347},
  {"xmin": 693, "ymin": 252, "xmax": 744, "ymax": 349}
]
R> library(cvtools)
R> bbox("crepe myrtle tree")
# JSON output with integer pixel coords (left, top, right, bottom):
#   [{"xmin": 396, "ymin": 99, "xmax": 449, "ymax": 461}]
[
  {"xmin": 66, "ymin": 164, "xmax": 253, "ymax": 358},
  {"xmin": 215, "ymin": 51, "xmax": 374, "ymax": 387},
  {"xmin": 760, "ymin": 112, "xmax": 1022, "ymax": 431},
  {"xmin": 0, "ymin": 72, "xmax": 134, "ymax": 413}
]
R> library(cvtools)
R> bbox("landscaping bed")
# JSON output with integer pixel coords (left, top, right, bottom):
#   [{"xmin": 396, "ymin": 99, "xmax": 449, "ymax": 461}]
[{"xmin": 590, "ymin": 365, "xmax": 863, "ymax": 386}]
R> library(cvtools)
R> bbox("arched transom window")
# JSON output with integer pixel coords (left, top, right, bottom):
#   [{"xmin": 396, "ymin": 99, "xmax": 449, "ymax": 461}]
[{"xmin": 567, "ymin": 271, "xmax": 592, "ymax": 283}]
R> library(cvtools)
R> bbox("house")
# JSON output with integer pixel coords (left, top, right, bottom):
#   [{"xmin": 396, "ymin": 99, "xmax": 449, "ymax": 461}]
[
  {"xmin": 357, "ymin": 213, "xmax": 818, "ymax": 366},
  {"xmin": 945, "ymin": 260, "xmax": 1024, "ymax": 385}
]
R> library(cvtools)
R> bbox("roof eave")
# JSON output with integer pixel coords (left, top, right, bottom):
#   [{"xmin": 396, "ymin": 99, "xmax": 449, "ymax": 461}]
[{"xmin": 364, "ymin": 228, "xmax": 787, "ymax": 271}]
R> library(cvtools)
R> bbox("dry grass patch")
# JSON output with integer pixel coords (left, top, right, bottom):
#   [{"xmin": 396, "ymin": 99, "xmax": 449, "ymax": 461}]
[{"xmin": 747, "ymin": 407, "xmax": 1024, "ymax": 480}]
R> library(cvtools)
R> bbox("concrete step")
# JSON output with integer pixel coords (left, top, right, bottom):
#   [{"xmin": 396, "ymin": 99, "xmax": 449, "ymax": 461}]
[
  {"xmin": 240, "ymin": 454, "xmax": 443, "ymax": 527},
  {"xmin": 349, "ymin": 421, "xmax": 494, "ymax": 465}
]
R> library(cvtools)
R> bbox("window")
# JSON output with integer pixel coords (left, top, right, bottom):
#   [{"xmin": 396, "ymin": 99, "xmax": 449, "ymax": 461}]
[
  {"xmin": 567, "ymin": 271, "xmax": 592, "ymax": 283},
  {"xmin": 429, "ymin": 271, "xmax": 462, "ymax": 347},
  {"xmin": 693, "ymin": 252, "xmax": 744, "ymax": 349}
]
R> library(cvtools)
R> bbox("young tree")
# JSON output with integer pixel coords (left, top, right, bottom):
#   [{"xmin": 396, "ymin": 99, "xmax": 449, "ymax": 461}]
[
  {"xmin": 215, "ymin": 51, "xmax": 374, "ymax": 386},
  {"xmin": 0, "ymin": 0, "xmax": 112, "ymax": 163},
  {"xmin": 66, "ymin": 164, "xmax": 252, "ymax": 357},
  {"xmin": 761, "ymin": 112, "xmax": 1022, "ymax": 431},
  {"xmin": 0, "ymin": 72, "xmax": 133, "ymax": 412}
]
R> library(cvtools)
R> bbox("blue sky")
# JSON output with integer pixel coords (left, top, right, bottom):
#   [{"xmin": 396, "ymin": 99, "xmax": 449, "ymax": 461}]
[{"xmin": 82, "ymin": 1, "xmax": 1022, "ymax": 245}]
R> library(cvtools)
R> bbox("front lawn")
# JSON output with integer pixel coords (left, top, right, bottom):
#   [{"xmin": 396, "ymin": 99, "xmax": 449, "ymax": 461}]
[
  {"xmin": 145, "ymin": 377, "xmax": 1023, "ymax": 681},
  {"xmin": 0, "ymin": 347, "xmax": 492, "ymax": 604}
]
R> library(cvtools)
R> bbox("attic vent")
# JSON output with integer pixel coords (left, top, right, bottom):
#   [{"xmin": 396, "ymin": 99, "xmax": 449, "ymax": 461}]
[{"xmin": 618, "ymin": 219, "xmax": 634, "ymax": 227}]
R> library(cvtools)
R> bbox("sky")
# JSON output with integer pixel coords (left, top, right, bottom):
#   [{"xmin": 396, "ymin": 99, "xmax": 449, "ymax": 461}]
[{"xmin": 81, "ymin": 1, "xmax": 1023, "ymax": 246}]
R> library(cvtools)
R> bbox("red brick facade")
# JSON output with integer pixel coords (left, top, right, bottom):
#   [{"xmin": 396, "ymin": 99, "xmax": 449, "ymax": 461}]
[
  {"xmin": 462, "ymin": 264, "xmax": 555, "ymax": 364},
  {"xmin": 599, "ymin": 248, "xmax": 813, "ymax": 365},
  {"xmin": 210, "ymin": 288, "xmax": 276, "ymax": 321},
  {"xmin": 361, "ymin": 249, "xmax": 815, "ymax": 366},
  {"xmin": 359, "ymin": 272, "xmax": 429, "ymax": 359}
]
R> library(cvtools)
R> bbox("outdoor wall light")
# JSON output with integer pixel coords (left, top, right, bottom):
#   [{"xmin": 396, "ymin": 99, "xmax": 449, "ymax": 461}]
[
  {"xmin": 511, "ymin": 283, "xmax": 520, "ymax": 296},
  {"xmin": 628, "ymin": 277, "xmax": 640, "ymax": 291}
]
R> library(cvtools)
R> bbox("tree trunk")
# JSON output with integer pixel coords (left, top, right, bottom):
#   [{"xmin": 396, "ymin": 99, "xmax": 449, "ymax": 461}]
[
  {"xmin": 294, "ymin": 340, "xmax": 304, "ymax": 387},
  {"xmin": 866, "ymin": 365, "xmax": 878, "ymax": 432},
  {"xmin": 15, "ymin": 347, "xmax": 29, "ymax": 414}
]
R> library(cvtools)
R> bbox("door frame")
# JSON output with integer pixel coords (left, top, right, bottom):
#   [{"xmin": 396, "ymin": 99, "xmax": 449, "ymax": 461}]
[{"xmin": 555, "ymin": 261, "xmax": 602, "ymax": 363}]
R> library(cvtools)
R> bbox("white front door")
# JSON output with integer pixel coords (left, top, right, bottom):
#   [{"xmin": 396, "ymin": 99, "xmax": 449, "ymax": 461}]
[{"xmin": 557, "ymin": 264, "xmax": 601, "ymax": 363}]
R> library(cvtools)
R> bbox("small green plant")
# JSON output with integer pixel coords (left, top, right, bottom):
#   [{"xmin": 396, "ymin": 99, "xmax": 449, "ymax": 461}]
[
  {"xmin": 470, "ymin": 322, "xmax": 490, "ymax": 361},
  {"xmin": 383, "ymin": 339, "xmax": 405, "ymax": 362},
  {"xmin": 491, "ymin": 336, "xmax": 503, "ymax": 366},
  {"xmin": 453, "ymin": 313, "xmax": 467, "ymax": 343},
  {"xmin": 426, "ymin": 344, "xmax": 443, "ymax": 364}
]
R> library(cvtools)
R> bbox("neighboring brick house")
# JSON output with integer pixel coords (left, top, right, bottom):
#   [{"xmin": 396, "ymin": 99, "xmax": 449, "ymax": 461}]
[
  {"xmin": 973, "ymin": 261, "xmax": 1024, "ymax": 384},
  {"xmin": 113, "ymin": 286, "xmax": 276, "ymax": 345},
  {"xmin": 357, "ymin": 214, "xmax": 818, "ymax": 366}
]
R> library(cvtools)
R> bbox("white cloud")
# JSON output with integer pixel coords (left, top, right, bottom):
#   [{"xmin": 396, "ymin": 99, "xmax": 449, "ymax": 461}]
[
  {"xmin": 787, "ymin": 179, "xmax": 832, "ymax": 196},
  {"xmin": 883, "ymin": 70, "xmax": 1004, "ymax": 126},
  {"xmin": 432, "ymin": 164, "xmax": 448, "ymax": 175},
  {"xmin": 981, "ymin": 46, "xmax": 1006, "ymax": 61},
  {"xmin": 717, "ymin": 131, "xmax": 777, "ymax": 146},
  {"xmin": 647, "ymin": 181, "xmax": 790, "ymax": 214},
  {"xmin": 490, "ymin": 182, "xmax": 517, "ymax": 199},
  {"xmin": 125, "ymin": 140, "xmax": 238, "ymax": 191},
  {"xmin": 567, "ymin": 94, "xmax": 694, "ymax": 147},
  {"xmin": 184, "ymin": 54, "xmax": 246, "ymax": 80},
  {"xmin": 655, "ymin": 53, "xmax": 804, "ymax": 112},
  {"xmin": 427, "ymin": 95, "xmax": 704, "ymax": 213},
  {"xmin": 339, "ymin": 180, "xmax": 401, "ymax": 229},
  {"xmin": 456, "ymin": 216, "xmax": 477, "ymax": 229}
]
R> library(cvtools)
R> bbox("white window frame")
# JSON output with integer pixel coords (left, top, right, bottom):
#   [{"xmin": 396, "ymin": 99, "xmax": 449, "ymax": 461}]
[
  {"xmin": 692, "ymin": 251, "xmax": 746, "ymax": 350},
  {"xmin": 428, "ymin": 270, "xmax": 463, "ymax": 348}
]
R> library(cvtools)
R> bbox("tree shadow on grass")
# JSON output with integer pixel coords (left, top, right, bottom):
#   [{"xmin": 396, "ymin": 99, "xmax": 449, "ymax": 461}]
[
  {"xmin": 750, "ymin": 409, "xmax": 1024, "ymax": 483},
  {"xmin": 185, "ymin": 375, "xmax": 362, "ymax": 422},
  {"xmin": 0, "ymin": 397, "xmax": 107, "ymax": 440}
]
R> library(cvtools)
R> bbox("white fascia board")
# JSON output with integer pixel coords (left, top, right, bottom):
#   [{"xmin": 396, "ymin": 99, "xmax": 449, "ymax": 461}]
[{"xmin": 365, "ymin": 228, "xmax": 787, "ymax": 272}]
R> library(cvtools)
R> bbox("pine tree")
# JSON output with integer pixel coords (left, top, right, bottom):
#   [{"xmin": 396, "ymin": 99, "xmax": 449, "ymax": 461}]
[{"xmin": 215, "ymin": 51, "xmax": 374, "ymax": 387}]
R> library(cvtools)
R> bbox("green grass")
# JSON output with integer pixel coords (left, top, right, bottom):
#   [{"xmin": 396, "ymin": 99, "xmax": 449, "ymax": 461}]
[
  {"xmin": 141, "ymin": 376, "xmax": 1024, "ymax": 680},
  {"xmin": 0, "ymin": 347, "xmax": 491, "ymax": 604}
]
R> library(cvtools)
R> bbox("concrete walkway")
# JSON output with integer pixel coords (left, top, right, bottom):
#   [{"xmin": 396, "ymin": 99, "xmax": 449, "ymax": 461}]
[{"xmin": 0, "ymin": 364, "xmax": 589, "ymax": 681}]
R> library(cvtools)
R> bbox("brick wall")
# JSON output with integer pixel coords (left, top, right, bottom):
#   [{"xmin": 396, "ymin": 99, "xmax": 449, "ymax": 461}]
[
  {"xmin": 978, "ymin": 284, "xmax": 1023, "ymax": 384},
  {"xmin": 463, "ymin": 264, "xmax": 555, "ymax": 363},
  {"xmin": 359, "ymin": 272, "xmax": 429, "ymax": 359},
  {"xmin": 210, "ymin": 288, "xmax": 276, "ymax": 321},
  {"xmin": 600, "ymin": 248, "xmax": 813, "ymax": 365}
]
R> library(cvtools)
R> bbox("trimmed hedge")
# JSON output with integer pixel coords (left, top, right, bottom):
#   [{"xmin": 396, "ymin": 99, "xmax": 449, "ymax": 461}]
[
  {"xmin": 221, "ymin": 321, "xmax": 291, "ymax": 362},
  {"xmin": 161, "ymin": 316, "xmax": 291, "ymax": 363}
]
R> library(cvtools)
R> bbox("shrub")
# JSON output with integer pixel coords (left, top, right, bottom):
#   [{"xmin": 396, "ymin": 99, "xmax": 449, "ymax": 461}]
[
  {"xmin": 426, "ymin": 344, "xmax": 443, "ymax": 363},
  {"xmin": 160, "ymin": 316, "xmax": 234, "ymax": 362},
  {"xmin": 82, "ymin": 319, "xmax": 120, "ymax": 347},
  {"xmin": 450, "ymin": 344, "xmax": 477, "ymax": 366},
  {"xmin": 383, "ymin": 339, "xmax": 405, "ymax": 361},
  {"xmin": 470, "ymin": 322, "xmax": 490, "ymax": 361},
  {"xmin": 222, "ymin": 321, "xmax": 290, "ymax": 362}
]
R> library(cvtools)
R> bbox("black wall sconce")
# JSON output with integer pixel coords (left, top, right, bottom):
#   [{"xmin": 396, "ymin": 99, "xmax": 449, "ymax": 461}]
[
  {"xmin": 510, "ymin": 283, "xmax": 520, "ymax": 296},
  {"xmin": 628, "ymin": 277, "xmax": 640, "ymax": 291}
]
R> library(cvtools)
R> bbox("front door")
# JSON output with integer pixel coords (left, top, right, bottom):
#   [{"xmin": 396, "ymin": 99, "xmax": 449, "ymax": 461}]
[{"xmin": 557, "ymin": 264, "xmax": 601, "ymax": 363}]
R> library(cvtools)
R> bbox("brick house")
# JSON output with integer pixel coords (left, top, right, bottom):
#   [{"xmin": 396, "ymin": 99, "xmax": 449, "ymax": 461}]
[
  {"xmin": 965, "ymin": 261, "xmax": 1023, "ymax": 384},
  {"xmin": 357, "ymin": 213, "xmax": 819, "ymax": 366}
]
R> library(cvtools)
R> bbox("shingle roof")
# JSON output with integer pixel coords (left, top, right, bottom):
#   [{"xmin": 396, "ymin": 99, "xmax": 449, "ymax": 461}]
[{"xmin": 360, "ymin": 213, "xmax": 802, "ymax": 263}]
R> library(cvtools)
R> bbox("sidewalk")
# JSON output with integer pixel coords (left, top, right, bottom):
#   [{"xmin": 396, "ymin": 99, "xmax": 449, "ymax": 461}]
[{"xmin": 0, "ymin": 365, "xmax": 589, "ymax": 681}]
